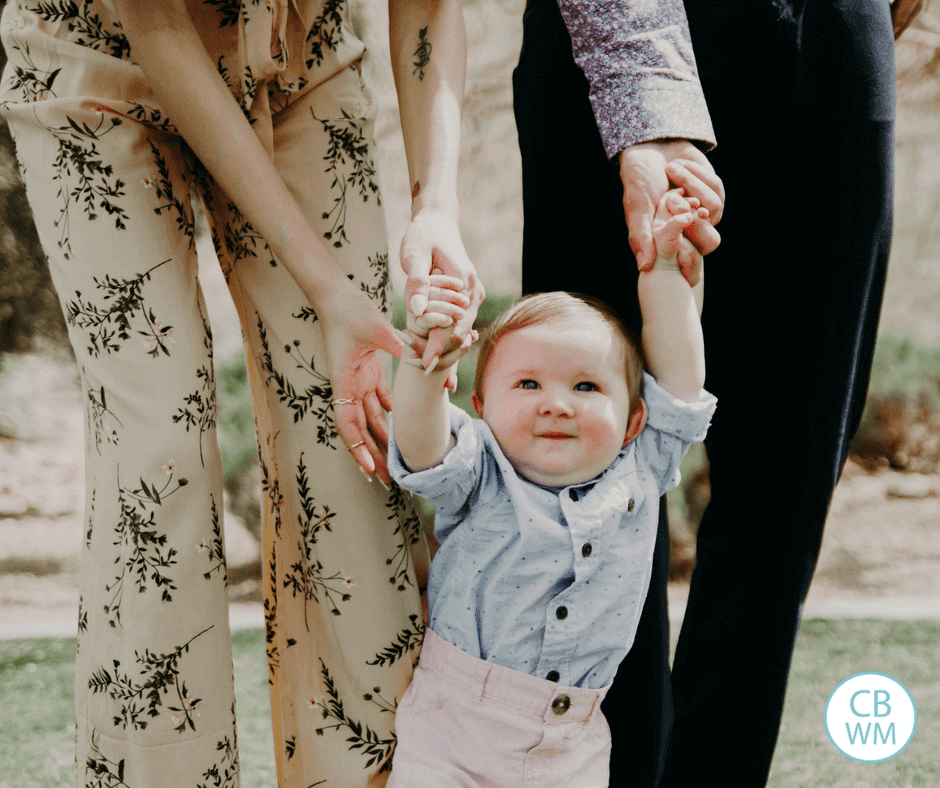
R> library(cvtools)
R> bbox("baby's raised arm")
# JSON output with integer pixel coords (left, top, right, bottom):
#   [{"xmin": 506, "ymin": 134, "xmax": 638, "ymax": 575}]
[
  {"xmin": 394, "ymin": 275, "xmax": 476, "ymax": 472},
  {"xmin": 637, "ymin": 190, "xmax": 707, "ymax": 402}
]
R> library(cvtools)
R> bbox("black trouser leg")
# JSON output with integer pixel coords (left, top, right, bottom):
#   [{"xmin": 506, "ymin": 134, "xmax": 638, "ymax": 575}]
[{"xmin": 661, "ymin": 3, "xmax": 895, "ymax": 783}]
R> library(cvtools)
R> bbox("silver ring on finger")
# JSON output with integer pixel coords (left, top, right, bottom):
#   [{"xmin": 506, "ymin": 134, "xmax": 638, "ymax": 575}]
[
  {"xmin": 334, "ymin": 398, "xmax": 359, "ymax": 405},
  {"xmin": 347, "ymin": 441, "xmax": 365, "ymax": 450}
]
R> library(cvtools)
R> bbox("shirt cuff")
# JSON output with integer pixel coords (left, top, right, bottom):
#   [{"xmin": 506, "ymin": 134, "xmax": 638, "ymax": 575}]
[
  {"xmin": 642, "ymin": 372, "xmax": 716, "ymax": 444},
  {"xmin": 389, "ymin": 404, "xmax": 479, "ymax": 502},
  {"xmin": 595, "ymin": 82, "xmax": 716, "ymax": 159}
]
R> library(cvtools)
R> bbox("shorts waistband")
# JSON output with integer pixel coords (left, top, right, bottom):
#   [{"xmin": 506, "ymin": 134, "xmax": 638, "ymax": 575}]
[{"xmin": 417, "ymin": 630, "xmax": 609, "ymax": 723}]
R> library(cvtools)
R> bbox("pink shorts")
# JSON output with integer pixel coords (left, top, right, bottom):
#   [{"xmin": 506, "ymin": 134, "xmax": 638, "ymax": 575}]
[{"xmin": 388, "ymin": 630, "xmax": 611, "ymax": 788}]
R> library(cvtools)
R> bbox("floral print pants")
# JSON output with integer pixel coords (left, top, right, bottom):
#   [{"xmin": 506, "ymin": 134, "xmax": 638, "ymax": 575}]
[{"xmin": 1, "ymin": 12, "xmax": 428, "ymax": 787}]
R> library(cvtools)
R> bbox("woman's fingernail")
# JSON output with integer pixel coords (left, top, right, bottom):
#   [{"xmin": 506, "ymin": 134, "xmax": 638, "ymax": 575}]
[
  {"xmin": 358, "ymin": 465, "xmax": 374, "ymax": 482},
  {"xmin": 410, "ymin": 294, "xmax": 427, "ymax": 316},
  {"xmin": 394, "ymin": 328, "xmax": 415, "ymax": 347},
  {"xmin": 423, "ymin": 356, "xmax": 440, "ymax": 376},
  {"xmin": 402, "ymin": 358, "xmax": 425, "ymax": 370},
  {"xmin": 377, "ymin": 477, "xmax": 391, "ymax": 491}
]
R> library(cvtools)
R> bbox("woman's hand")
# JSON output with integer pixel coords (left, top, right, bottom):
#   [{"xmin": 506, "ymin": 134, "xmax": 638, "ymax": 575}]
[
  {"xmin": 314, "ymin": 277, "xmax": 407, "ymax": 485},
  {"xmin": 401, "ymin": 209, "xmax": 485, "ymax": 369}
]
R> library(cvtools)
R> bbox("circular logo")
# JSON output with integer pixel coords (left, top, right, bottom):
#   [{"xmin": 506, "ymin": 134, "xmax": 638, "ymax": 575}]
[{"xmin": 825, "ymin": 672, "xmax": 917, "ymax": 762}]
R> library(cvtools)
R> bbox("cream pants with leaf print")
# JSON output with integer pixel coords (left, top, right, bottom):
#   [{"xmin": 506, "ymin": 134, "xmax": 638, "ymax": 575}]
[{"xmin": 0, "ymin": 27, "xmax": 429, "ymax": 788}]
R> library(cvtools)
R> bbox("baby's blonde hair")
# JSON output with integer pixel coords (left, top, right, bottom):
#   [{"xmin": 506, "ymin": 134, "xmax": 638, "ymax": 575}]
[{"xmin": 473, "ymin": 292, "xmax": 645, "ymax": 410}]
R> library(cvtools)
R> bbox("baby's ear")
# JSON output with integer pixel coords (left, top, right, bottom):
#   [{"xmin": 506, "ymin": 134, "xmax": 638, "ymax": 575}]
[
  {"xmin": 623, "ymin": 398, "xmax": 648, "ymax": 446},
  {"xmin": 471, "ymin": 392, "xmax": 484, "ymax": 417}
]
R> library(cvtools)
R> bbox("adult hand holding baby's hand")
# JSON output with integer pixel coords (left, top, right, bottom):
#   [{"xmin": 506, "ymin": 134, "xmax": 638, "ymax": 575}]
[
  {"xmin": 400, "ymin": 209, "xmax": 485, "ymax": 369},
  {"xmin": 620, "ymin": 139, "xmax": 724, "ymax": 286},
  {"xmin": 401, "ymin": 271, "xmax": 478, "ymax": 389}
]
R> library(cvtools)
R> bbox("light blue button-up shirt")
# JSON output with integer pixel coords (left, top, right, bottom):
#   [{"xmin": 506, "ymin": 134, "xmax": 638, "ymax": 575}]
[{"xmin": 389, "ymin": 373, "xmax": 716, "ymax": 689}]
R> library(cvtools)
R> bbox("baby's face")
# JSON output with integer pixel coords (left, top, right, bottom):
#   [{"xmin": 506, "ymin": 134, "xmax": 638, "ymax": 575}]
[{"xmin": 473, "ymin": 320, "xmax": 636, "ymax": 488}]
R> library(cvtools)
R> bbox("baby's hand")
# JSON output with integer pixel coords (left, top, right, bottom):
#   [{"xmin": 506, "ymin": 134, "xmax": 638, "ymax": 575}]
[
  {"xmin": 402, "ymin": 327, "xmax": 478, "ymax": 389},
  {"xmin": 407, "ymin": 272, "xmax": 471, "ymax": 335},
  {"xmin": 651, "ymin": 189, "xmax": 710, "ymax": 277}
]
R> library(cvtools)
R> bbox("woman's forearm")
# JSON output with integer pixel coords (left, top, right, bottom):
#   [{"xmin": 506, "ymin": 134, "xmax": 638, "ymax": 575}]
[
  {"xmin": 388, "ymin": 0, "xmax": 466, "ymax": 219},
  {"xmin": 112, "ymin": 0, "xmax": 349, "ymax": 307}
]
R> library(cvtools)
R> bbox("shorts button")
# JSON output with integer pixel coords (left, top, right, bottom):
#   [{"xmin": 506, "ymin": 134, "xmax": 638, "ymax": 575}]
[
  {"xmin": 551, "ymin": 695, "xmax": 571, "ymax": 715},
  {"xmin": 582, "ymin": 543, "xmax": 592, "ymax": 557},
  {"xmin": 556, "ymin": 606, "xmax": 568, "ymax": 620},
  {"xmin": 546, "ymin": 671, "xmax": 560, "ymax": 682}
]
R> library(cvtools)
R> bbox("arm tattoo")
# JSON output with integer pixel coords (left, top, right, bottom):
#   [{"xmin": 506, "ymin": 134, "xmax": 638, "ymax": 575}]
[{"xmin": 412, "ymin": 26, "xmax": 432, "ymax": 80}]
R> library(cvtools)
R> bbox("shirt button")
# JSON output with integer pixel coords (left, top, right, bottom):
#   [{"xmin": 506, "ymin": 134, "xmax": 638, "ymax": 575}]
[
  {"xmin": 556, "ymin": 606, "xmax": 568, "ymax": 620},
  {"xmin": 568, "ymin": 489, "xmax": 577, "ymax": 501},
  {"xmin": 551, "ymin": 695, "xmax": 571, "ymax": 715},
  {"xmin": 627, "ymin": 498, "xmax": 635, "ymax": 512},
  {"xmin": 546, "ymin": 671, "xmax": 560, "ymax": 682},
  {"xmin": 582, "ymin": 543, "xmax": 592, "ymax": 558}
]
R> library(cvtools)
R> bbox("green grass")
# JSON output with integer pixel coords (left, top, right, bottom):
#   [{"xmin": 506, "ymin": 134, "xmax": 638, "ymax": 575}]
[
  {"xmin": 217, "ymin": 352, "xmax": 258, "ymax": 483},
  {"xmin": 2, "ymin": 620, "xmax": 937, "ymax": 787},
  {"xmin": 0, "ymin": 631, "xmax": 278, "ymax": 788},
  {"xmin": 866, "ymin": 332, "xmax": 940, "ymax": 405},
  {"xmin": 769, "ymin": 619, "xmax": 940, "ymax": 787}
]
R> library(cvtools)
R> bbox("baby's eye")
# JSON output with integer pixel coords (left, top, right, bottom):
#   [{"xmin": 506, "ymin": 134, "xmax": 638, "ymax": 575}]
[
  {"xmin": 518, "ymin": 379, "xmax": 539, "ymax": 390},
  {"xmin": 574, "ymin": 381, "xmax": 599, "ymax": 392}
]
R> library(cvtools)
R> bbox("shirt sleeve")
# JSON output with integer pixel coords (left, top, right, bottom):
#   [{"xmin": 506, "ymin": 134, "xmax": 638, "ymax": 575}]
[
  {"xmin": 635, "ymin": 372, "xmax": 716, "ymax": 495},
  {"xmin": 388, "ymin": 404, "xmax": 504, "ymax": 543},
  {"xmin": 555, "ymin": 0, "xmax": 716, "ymax": 158}
]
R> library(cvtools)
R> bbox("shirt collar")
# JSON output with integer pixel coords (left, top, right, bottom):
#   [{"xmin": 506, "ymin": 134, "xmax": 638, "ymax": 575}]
[{"xmin": 523, "ymin": 445, "xmax": 635, "ymax": 497}]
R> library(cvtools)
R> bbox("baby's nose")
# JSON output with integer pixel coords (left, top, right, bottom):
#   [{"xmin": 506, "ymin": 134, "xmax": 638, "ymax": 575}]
[{"xmin": 540, "ymin": 390, "xmax": 575, "ymax": 416}]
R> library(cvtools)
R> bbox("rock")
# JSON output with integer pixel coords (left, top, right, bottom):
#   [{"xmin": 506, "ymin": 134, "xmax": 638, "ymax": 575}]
[
  {"xmin": 885, "ymin": 473, "xmax": 939, "ymax": 499},
  {"xmin": 829, "ymin": 474, "xmax": 889, "ymax": 515},
  {"xmin": 850, "ymin": 397, "xmax": 913, "ymax": 470}
]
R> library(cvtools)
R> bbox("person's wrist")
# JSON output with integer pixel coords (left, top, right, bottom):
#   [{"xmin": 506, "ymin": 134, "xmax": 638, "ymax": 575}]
[
  {"xmin": 410, "ymin": 191, "xmax": 459, "ymax": 221},
  {"xmin": 620, "ymin": 138, "xmax": 676, "ymax": 161},
  {"xmin": 306, "ymin": 266, "xmax": 348, "ymax": 313},
  {"xmin": 647, "ymin": 255, "xmax": 684, "ymax": 275}
]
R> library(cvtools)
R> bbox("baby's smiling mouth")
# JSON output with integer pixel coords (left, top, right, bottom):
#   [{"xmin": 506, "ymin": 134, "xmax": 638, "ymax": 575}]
[{"xmin": 537, "ymin": 432, "xmax": 576, "ymax": 439}]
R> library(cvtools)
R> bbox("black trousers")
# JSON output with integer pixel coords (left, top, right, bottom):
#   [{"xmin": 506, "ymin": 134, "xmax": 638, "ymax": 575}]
[{"xmin": 513, "ymin": 1, "xmax": 895, "ymax": 784}]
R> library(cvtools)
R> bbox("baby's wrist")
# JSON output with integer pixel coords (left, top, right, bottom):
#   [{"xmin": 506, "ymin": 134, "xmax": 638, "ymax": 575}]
[{"xmin": 649, "ymin": 255, "xmax": 683, "ymax": 274}]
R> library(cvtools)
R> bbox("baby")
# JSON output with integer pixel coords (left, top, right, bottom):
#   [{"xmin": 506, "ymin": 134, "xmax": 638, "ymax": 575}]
[{"xmin": 387, "ymin": 189, "xmax": 717, "ymax": 787}]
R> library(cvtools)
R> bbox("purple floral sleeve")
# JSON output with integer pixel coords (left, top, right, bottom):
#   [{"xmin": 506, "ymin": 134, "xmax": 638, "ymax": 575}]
[{"xmin": 555, "ymin": 0, "xmax": 716, "ymax": 158}]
